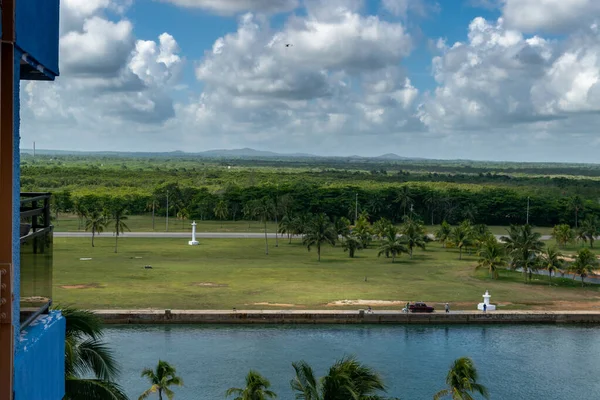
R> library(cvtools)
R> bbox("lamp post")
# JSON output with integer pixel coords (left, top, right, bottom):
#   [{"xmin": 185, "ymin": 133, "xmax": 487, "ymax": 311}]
[
  {"xmin": 355, "ymin": 193, "xmax": 358, "ymax": 224},
  {"xmin": 166, "ymin": 190, "xmax": 169, "ymax": 232}
]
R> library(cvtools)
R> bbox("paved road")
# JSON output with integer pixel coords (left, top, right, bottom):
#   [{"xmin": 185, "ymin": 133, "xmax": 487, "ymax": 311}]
[
  {"xmin": 54, "ymin": 231, "xmax": 296, "ymax": 239},
  {"xmin": 516, "ymin": 268, "xmax": 600, "ymax": 284},
  {"xmin": 54, "ymin": 231, "xmax": 553, "ymax": 240}
]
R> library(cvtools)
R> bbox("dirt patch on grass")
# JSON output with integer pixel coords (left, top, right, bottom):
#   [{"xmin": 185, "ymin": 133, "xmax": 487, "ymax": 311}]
[
  {"xmin": 559, "ymin": 256, "xmax": 576, "ymax": 262},
  {"xmin": 60, "ymin": 283, "xmax": 101, "ymax": 289},
  {"xmin": 327, "ymin": 300, "xmax": 405, "ymax": 306},
  {"xmin": 252, "ymin": 302, "xmax": 299, "ymax": 307},
  {"xmin": 191, "ymin": 282, "xmax": 229, "ymax": 288}
]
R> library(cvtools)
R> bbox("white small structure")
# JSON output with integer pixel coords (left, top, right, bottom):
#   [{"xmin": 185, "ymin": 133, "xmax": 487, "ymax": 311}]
[
  {"xmin": 188, "ymin": 221, "xmax": 199, "ymax": 246},
  {"xmin": 477, "ymin": 290, "xmax": 496, "ymax": 311}
]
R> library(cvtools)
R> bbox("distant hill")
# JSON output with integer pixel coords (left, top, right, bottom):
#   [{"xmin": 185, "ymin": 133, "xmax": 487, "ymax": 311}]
[
  {"xmin": 376, "ymin": 153, "xmax": 406, "ymax": 160},
  {"xmin": 20, "ymin": 147, "xmax": 418, "ymax": 161},
  {"xmin": 196, "ymin": 148, "xmax": 316, "ymax": 158}
]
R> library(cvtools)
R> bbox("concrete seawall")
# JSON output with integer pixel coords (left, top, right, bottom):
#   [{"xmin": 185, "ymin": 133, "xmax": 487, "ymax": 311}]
[{"xmin": 94, "ymin": 310, "xmax": 600, "ymax": 325}]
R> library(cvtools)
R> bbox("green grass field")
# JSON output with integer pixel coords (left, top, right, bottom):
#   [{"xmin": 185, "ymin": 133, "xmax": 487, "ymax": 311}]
[{"xmin": 51, "ymin": 237, "xmax": 600, "ymax": 310}]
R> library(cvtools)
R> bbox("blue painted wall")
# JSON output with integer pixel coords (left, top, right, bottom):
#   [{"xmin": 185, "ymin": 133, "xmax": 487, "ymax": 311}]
[
  {"xmin": 14, "ymin": 311, "xmax": 65, "ymax": 400},
  {"xmin": 10, "ymin": 4, "xmax": 64, "ymax": 398},
  {"xmin": 15, "ymin": 0, "xmax": 60, "ymax": 76}
]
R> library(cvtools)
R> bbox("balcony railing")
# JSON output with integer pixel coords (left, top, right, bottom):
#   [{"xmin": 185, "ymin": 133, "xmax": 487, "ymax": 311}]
[{"xmin": 19, "ymin": 192, "xmax": 53, "ymax": 330}]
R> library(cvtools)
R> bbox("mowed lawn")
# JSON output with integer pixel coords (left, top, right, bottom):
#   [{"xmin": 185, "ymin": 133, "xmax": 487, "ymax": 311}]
[{"xmin": 52, "ymin": 237, "xmax": 600, "ymax": 310}]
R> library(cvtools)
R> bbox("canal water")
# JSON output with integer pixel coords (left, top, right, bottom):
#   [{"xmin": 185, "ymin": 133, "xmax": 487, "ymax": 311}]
[{"xmin": 105, "ymin": 324, "xmax": 600, "ymax": 399}]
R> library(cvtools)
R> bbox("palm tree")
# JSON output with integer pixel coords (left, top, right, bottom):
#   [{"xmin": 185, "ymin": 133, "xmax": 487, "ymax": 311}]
[
  {"xmin": 73, "ymin": 200, "xmax": 88, "ymax": 231},
  {"xmin": 108, "ymin": 205, "xmax": 130, "ymax": 254},
  {"xmin": 424, "ymin": 191, "xmax": 439, "ymax": 226},
  {"xmin": 146, "ymin": 197, "xmax": 158, "ymax": 231},
  {"xmin": 85, "ymin": 208, "xmax": 106, "ymax": 248},
  {"xmin": 243, "ymin": 203, "xmax": 255, "ymax": 229},
  {"xmin": 552, "ymin": 224, "xmax": 574, "ymax": 249},
  {"xmin": 139, "ymin": 360, "xmax": 183, "ymax": 400},
  {"xmin": 226, "ymin": 370, "xmax": 277, "ymax": 400},
  {"xmin": 569, "ymin": 247, "xmax": 599, "ymax": 287},
  {"xmin": 278, "ymin": 193, "xmax": 295, "ymax": 220},
  {"xmin": 472, "ymin": 224, "xmax": 492, "ymax": 250},
  {"xmin": 448, "ymin": 225, "xmax": 472, "ymax": 260},
  {"xmin": 400, "ymin": 217, "xmax": 427, "ymax": 259},
  {"xmin": 61, "ymin": 307, "xmax": 128, "ymax": 400},
  {"xmin": 580, "ymin": 215, "xmax": 600, "ymax": 248},
  {"xmin": 435, "ymin": 221, "xmax": 452, "ymax": 248},
  {"xmin": 540, "ymin": 247, "xmax": 563, "ymax": 285},
  {"xmin": 434, "ymin": 357, "xmax": 489, "ymax": 400},
  {"xmin": 377, "ymin": 227, "xmax": 408, "ymax": 263},
  {"xmin": 176, "ymin": 207, "xmax": 190, "ymax": 230},
  {"xmin": 303, "ymin": 213, "xmax": 337, "ymax": 262},
  {"xmin": 476, "ymin": 238, "xmax": 507, "ymax": 279},
  {"xmin": 278, "ymin": 213, "xmax": 295, "ymax": 244},
  {"xmin": 461, "ymin": 203, "xmax": 478, "ymax": 223},
  {"xmin": 575, "ymin": 227, "xmax": 588, "ymax": 247},
  {"xmin": 569, "ymin": 195, "xmax": 584, "ymax": 229},
  {"xmin": 291, "ymin": 356, "xmax": 395, "ymax": 400},
  {"xmin": 353, "ymin": 214, "xmax": 373, "ymax": 249},
  {"xmin": 501, "ymin": 224, "xmax": 544, "ymax": 283},
  {"xmin": 342, "ymin": 234, "xmax": 362, "ymax": 258},
  {"xmin": 334, "ymin": 216, "xmax": 352, "ymax": 242},
  {"xmin": 214, "ymin": 199, "xmax": 229, "ymax": 228},
  {"xmin": 373, "ymin": 218, "xmax": 393, "ymax": 241},
  {"xmin": 366, "ymin": 194, "xmax": 385, "ymax": 219},
  {"xmin": 252, "ymin": 197, "xmax": 275, "ymax": 255},
  {"xmin": 291, "ymin": 214, "xmax": 312, "ymax": 241},
  {"xmin": 395, "ymin": 185, "xmax": 413, "ymax": 218},
  {"xmin": 272, "ymin": 193, "xmax": 281, "ymax": 248}
]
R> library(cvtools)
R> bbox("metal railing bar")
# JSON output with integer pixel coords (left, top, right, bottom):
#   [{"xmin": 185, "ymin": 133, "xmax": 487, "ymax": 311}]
[
  {"xmin": 20, "ymin": 300, "xmax": 52, "ymax": 331},
  {"xmin": 19, "ymin": 194, "xmax": 51, "ymax": 204},
  {"xmin": 19, "ymin": 208, "xmax": 44, "ymax": 218},
  {"xmin": 19, "ymin": 226, "xmax": 53, "ymax": 242}
]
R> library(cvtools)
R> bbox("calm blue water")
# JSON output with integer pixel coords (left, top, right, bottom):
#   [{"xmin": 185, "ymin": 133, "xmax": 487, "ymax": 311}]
[{"xmin": 105, "ymin": 324, "xmax": 600, "ymax": 399}]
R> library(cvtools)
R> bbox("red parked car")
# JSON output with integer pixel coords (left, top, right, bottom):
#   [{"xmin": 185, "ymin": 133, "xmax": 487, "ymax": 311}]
[{"xmin": 408, "ymin": 302, "xmax": 435, "ymax": 313}]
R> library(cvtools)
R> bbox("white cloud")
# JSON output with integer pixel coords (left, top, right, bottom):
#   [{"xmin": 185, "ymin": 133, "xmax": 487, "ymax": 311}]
[
  {"xmin": 381, "ymin": 0, "xmax": 439, "ymax": 19},
  {"xmin": 158, "ymin": 0, "xmax": 298, "ymax": 15},
  {"xmin": 21, "ymin": 0, "xmax": 183, "ymax": 150},
  {"xmin": 531, "ymin": 31, "xmax": 600, "ymax": 115},
  {"xmin": 60, "ymin": 17, "xmax": 134, "ymax": 77},
  {"xmin": 188, "ymin": 8, "xmax": 421, "ymax": 148},
  {"xmin": 196, "ymin": 10, "xmax": 412, "ymax": 97},
  {"xmin": 60, "ymin": 0, "xmax": 132, "ymax": 32},
  {"xmin": 419, "ymin": 18, "xmax": 553, "ymax": 132},
  {"xmin": 419, "ymin": 16, "xmax": 600, "ymax": 161},
  {"xmin": 502, "ymin": 0, "xmax": 600, "ymax": 33}
]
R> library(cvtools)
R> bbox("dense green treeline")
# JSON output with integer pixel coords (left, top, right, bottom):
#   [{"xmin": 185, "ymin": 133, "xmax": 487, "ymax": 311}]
[
  {"xmin": 21, "ymin": 161, "xmax": 600, "ymax": 197},
  {"xmin": 20, "ymin": 155, "xmax": 600, "ymax": 227},
  {"xmin": 45, "ymin": 181, "xmax": 598, "ymax": 228}
]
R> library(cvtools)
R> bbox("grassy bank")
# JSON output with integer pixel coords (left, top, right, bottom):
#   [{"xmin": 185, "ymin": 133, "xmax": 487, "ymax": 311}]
[{"xmin": 52, "ymin": 237, "xmax": 600, "ymax": 310}]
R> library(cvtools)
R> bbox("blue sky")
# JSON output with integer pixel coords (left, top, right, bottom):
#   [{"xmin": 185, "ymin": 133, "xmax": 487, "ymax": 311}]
[
  {"xmin": 20, "ymin": 0, "xmax": 600, "ymax": 162},
  {"xmin": 127, "ymin": 0, "xmax": 501, "ymax": 93}
]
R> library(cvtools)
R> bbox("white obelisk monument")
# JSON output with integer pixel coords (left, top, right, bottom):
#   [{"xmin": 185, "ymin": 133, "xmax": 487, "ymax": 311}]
[
  {"xmin": 477, "ymin": 290, "xmax": 496, "ymax": 311},
  {"xmin": 188, "ymin": 221, "xmax": 199, "ymax": 245}
]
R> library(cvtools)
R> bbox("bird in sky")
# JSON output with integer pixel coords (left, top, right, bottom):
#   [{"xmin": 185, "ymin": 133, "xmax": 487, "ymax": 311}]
[{"xmin": 285, "ymin": 43, "xmax": 293, "ymax": 47}]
